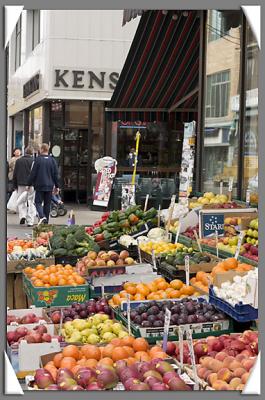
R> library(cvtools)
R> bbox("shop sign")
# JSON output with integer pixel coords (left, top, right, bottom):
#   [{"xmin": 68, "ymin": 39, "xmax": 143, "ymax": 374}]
[
  {"xmin": 200, "ymin": 213, "xmax": 224, "ymax": 237},
  {"xmin": 23, "ymin": 73, "xmax": 40, "ymax": 98},
  {"xmin": 93, "ymin": 157, "xmax": 117, "ymax": 207},
  {"xmin": 54, "ymin": 68, "xmax": 119, "ymax": 91}
]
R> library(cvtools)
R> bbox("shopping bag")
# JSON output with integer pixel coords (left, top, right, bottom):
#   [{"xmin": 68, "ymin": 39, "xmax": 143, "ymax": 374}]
[
  {"xmin": 16, "ymin": 191, "xmax": 28, "ymax": 206},
  {"xmin": 7, "ymin": 190, "xmax": 18, "ymax": 212}
]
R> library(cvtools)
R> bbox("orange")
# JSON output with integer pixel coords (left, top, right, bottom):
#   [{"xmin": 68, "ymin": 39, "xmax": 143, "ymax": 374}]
[
  {"xmin": 119, "ymin": 290, "xmax": 128, "ymax": 298},
  {"xmin": 126, "ymin": 357, "xmax": 136, "ymax": 366},
  {"xmin": 50, "ymin": 265, "xmax": 57, "ymax": 273},
  {"xmin": 24, "ymin": 267, "xmax": 33, "ymax": 275},
  {"xmin": 136, "ymin": 284, "xmax": 150, "ymax": 297},
  {"xmin": 58, "ymin": 278, "xmax": 67, "ymax": 286},
  {"xmin": 112, "ymin": 294, "xmax": 122, "ymax": 306},
  {"xmin": 123, "ymin": 346, "xmax": 135, "ymax": 358},
  {"xmin": 120, "ymin": 336, "xmax": 135, "ymax": 347},
  {"xmin": 60, "ymin": 356, "xmax": 76, "ymax": 370},
  {"xmin": 156, "ymin": 291, "xmax": 167, "ymax": 299},
  {"xmin": 110, "ymin": 338, "xmax": 122, "ymax": 346},
  {"xmin": 42, "ymin": 274, "xmax": 50, "ymax": 283},
  {"xmin": 170, "ymin": 279, "xmax": 183, "ymax": 290},
  {"xmin": 84, "ymin": 359, "xmax": 98, "ymax": 369},
  {"xmin": 154, "ymin": 277, "xmax": 166, "ymax": 285},
  {"xmin": 71, "ymin": 365, "xmax": 83, "ymax": 375},
  {"xmin": 184, "ymin": 285, "xmax": 195, "ymax": 296},
  {"xmin": 126, "ymin": 285, "xmax": 137, "ymax": 295},
  {"xmin": 157, "ymin": 281, "xmax": 169, "ymax": 290},
  {"xmin": 34, "ymin": 280, "xmax": 44, "ymax": 287},
  {"xmin": 146, "ymin": 282, "xmax": 157, "ymax": 292},
  {"xmin": 169, "ymin": 290, "xmax": 180, "ymax": 299},
  {"xmin": 134, "ymin": 293, "xmax": 145, "ymax": 301},
  {"xmin": 223, "ymin": 258, "xmax": 238, "ymax": 270},
  {"xmin": 149, "ymin": 345, "xmax": 163, "ymax": 357},
  {"xmin": 132, "ymin": 338, "xmax": 149, "ymax": 352},
  {"xmin": 81, "ymin": 345, "xmax": 101, "ymax": 361},
  {"xmin": 124, "ymin": 282, "xmax": 136, "ymax": 290},
  {"xmin": 62, "ymin": 345, "xmax": 80, "ymax": 360},
  {"xmin": 134, "ymin": 351, "xmax": 151, "ymax": 362},
  {"xmin": 53, "ymin": 353, "xmax": 64, "ymax": 368},
  {"xmin": 152, "ymin": 351, "xmax": 167, "ymax": 360},
  {"xmin": 74, "ymin": 276, "xmax": 85, "ymax": 285},
  {"xmin": 111, "ymin": 347, "xmax": 128, "ymax": 362},
  {"xmin": 101, "ymin": 344, "xmax": 114, "ymax": 358},
  {"xmin": 196, "ymin": 271, "xmax": 207, "ymax": 282},
  {"xmin": 36, "ymin": 264, "xmax": 45, "ymax": 270},
  {"xmin": 44, "ymin": 365, "xmax": 57, "ymax": 381},
  {"xmin": 98, "ymin": 357, "xmax": 114, "ymax": 367}
]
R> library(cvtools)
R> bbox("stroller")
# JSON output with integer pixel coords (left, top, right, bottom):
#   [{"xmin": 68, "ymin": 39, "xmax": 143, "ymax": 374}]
[{"xmin": 50, "ymin": 193, "xmax": 67, "ymax": 218}]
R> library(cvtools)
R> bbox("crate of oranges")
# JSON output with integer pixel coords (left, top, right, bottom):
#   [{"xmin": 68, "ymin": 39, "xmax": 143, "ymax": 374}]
[
  {"xmin": 22, "ymin": 264, "xmax": 89, "ymax": 307},
  {"xmin": 108, "ymin": 277, "xmax": 202, "ymax": 309}
]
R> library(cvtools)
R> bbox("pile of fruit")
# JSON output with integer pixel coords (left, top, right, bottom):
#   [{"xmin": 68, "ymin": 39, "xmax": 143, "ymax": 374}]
[
  {"xmin": 7, "ymin": 239, "xmax": 49, "ymax": 261},
  {"xmin": 47, "ymin": 299, "xmax": 112, "ymax": 323},
  {"xmin": 189, "ymin": 193, "xmax": 231, "ymax": 208},
  {"xmin": 49, "ymin": 225, "xmax": 100, "ymax": 257},
  {"xmin": 109, "ymin": 277, "xmax": 200, "ymax": 307},
  {"xmin": 76, "ymin": 250, "xmax": 136, "ymax": 277},
  {"xmin": 122, "ymin": 299, "xmax": 226, "ymax": 329},
  {"xmin": 162, "ymin": 252, "xmax": 213, "ymax": 267},
  {"xmin": 34, "ymin": 231, "xmax": 54, "ymax": 247},
  {"xmin": 32, "ymin": 354, "xmax": 192, "ymax": 391},
  {"xmin": 190, "ymin": 258, "xmax": 253, "ymax": 293},
  {"xmin": 23, "ymin": 264, "xmax": 86, "ymax": 287},
  {"xmin": 60, "ymin": 314, "xmax": 129, "ymax": 344},
  {"xmin": 90, "ymin": 206, "xmax": 157, "ymax": 241},
  {"xmin": 242, "ymin": 218, "xmax": 258, "ymax": 261},
  {"xmin": 182, "ymin": 224, "xmax": 199, "ymax": 240},
  {"xmin": 7, "ymin": 325, "xmax": 63, "ymax": 346},
  {"xmin": 139, "ymin": 241, "xmax": 189, "ymax": 256},
  {"xmin": 7, "ymin": 312, "xmax": 44, "ymax": 325},
  {"xmin": 165, "ymin": 330, "xmax": 258, "ymax": 364}
]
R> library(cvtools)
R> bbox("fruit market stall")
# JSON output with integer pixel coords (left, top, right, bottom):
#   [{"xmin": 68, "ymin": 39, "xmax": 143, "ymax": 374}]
[{"xmin": 6, "ymin": 198, "xmax": 259, "ymax": 391}]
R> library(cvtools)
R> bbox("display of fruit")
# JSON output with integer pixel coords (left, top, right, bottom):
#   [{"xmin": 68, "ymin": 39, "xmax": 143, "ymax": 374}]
[
  {"xmin": 139, "ymin": 241, "xmax": 188, "ymax": 256},
  {"xmin": 182, "ymin": 224, "xmax": 199, "ymax": 239},
  {"xmin": 7, "ymin": 325, "xmax": 63, "ymax": 346},
  {"xmin": 60, "ymin": 314, "xmax": 129, "ymax": 344},
  {"xmin": 213, "ymin": 268, "xmax": 258, "ymax": 307},
  {"xmin": 109, "ymin": 277, "xmax": 200, "ymax": 307},
  {"xmin": 31, "ymin": 356, "xmax": 192, "ymax": 391},
  {"xmin": 23, "ymin": 264, "xmax": 86, "ymax": 287},
  {"xmin": 48, "ymin": 298, "xmax": 112, "ymax": 323},
  {"xmin": 190, "ymin": 258, "xmax": 253, "ymax": 293},
  {"xmin": 189, "ymin": 193, "xmax": 227, "ymax": 208},
  {"xmin": 90, "ymin": 206, "xmax": 157, "ymax": 241},
  {"xmin": 242, "ymin": 243, "xmax": 258, "ymax": 262},
  {"xmin": 242, "ymin": 218, "xmax": 258, "ymax": 259},
  {"xmin": 122, "ymin": 299, "xmax": 226, "ymax": 328},
  {"xmin": 168, "ymin": 331, "xmax": 258, "ymax": 365},
  {"xmin": 35, "ymin": 231, "xmax": 54, "ymax": 246},
  {"xmin": 7, "ymin": 239, "xmax": 49, "ymax": 261},
  {"xmin": 162, "ymin": 251, "xmax": 213, "ymax": 267},
  {"xmin": 224, "ymin": 217, "xmax": 242, "ymax": 236},
  {"xmin": 49, "ymin": 225, "xmax": 100, "ymax": 257},
  {"xmin": 76, "ymin": 250, "xmax": 136, "ymax": 276},
  {"xmin": 7, "ymin": 312, "xmax": 42, "ymax": 325}
]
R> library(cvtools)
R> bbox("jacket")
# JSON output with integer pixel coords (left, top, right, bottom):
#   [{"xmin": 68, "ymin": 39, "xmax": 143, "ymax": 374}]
[
  {"xmin": 28, "ymin": 154, "xmax": 59, "ymax": 191},
  {"xmin": 8, "ymin": 156, "xmax": 20, "ymax": 181},
  {"xmin": 13, "ymin": 155, "xmax": 34, "ymax": 188}
]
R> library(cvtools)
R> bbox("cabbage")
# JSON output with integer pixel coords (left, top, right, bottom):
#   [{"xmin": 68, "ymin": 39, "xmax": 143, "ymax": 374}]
[{"xmin": 147, "ymin": 228, "xmax": 169, "ymax": 242}]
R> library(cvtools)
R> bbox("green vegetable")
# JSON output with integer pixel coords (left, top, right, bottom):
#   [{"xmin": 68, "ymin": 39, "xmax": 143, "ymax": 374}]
[
  {"xmin": 135, "ymin": 209, "xmax": 144, "ymax": 218},
  {"xmin": 73, "ymin": 227, "xmax": 90, "ymax": 243},
  {"xmin": 142, "ymin": 207, "xmax": 157, "ymax": 220},
  {"xmin": 105, "ymin": 222, "xmax": 119, "ymax": 231},
  {"xmin": 125, "ymin": 205, "xmax": 141, "ymax": 217},
  {"xmin": 93, "ymin": 227, "xmax": 103, "ymax": 235},
  {"xmin": 102, "ymin": 231, "xmax": 112, "ymax": 240},
  {"xmin": 66, "ymin": 234, "xmax": 77, "ymax": 250},
  {"xmin": 50, "ymin": 236, "xmax": 65, "ymax": 250},
  {"xmin": 53, "ymin": 248, "xmax": 68, "ymax": 257}
]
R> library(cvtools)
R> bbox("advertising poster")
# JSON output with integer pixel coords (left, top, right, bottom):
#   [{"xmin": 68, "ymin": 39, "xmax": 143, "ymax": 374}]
[
  {"xmin": 179, "ymin": 121, "xmax": 196, "ymax": 201},
  {"xmin": 93, "ymin": 157, "xmax": 117, "ymax": 207},
  {"xmin": 121, "ymin": 184, "xmax": 136, "ymax": 210}
]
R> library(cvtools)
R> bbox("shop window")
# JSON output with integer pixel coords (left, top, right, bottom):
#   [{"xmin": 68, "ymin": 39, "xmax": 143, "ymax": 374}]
[
  {"xmin": 91, "ymin": 101, "xmax": 104, "ymax": 163},
  {"xmin": 243, "ymin": 23, "xmax": 259, "ymax": 201},
  {"xmin": 32, "ymin": 10, "xmax": 40, "ymax": 50},
  {"xmin": 65, "ymin": 101, "xmax": 89, "ymax": 127},
  {"xmin": 15, "ymin": 15, "xmax": 22, "ymax": 70},
  {"xmin": 28, "ymin": 106, "xmax": 43, "ymax": 152},
  {"xmin": 206, "ymin": 70, "xmax": 230, "ymax": 118},
  {"xmin": 203, "ymin": 9, "xmax": 242, "ymax": 196}
]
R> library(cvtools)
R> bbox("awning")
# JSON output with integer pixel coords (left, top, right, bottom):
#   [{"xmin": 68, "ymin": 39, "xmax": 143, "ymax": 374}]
[{"xmin": 109, "ymin": 10, "xmax": 200, "ymax": 113}]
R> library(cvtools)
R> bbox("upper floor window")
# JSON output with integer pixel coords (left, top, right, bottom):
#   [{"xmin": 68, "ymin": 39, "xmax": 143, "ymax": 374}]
[
  {"xmin": 208, "ymin": 10, "xmax": 241, "ymax": 43},
  {"xmin": 32, "ymin": 10, "xmax": 40, "ymax": 50},
  {"xmin": 15, "ymin": 16, "xmax": 22, "ymax": 70},
  {"xmin": 206, "ymin": 70, "xmax": 230, "ymax": 118}
]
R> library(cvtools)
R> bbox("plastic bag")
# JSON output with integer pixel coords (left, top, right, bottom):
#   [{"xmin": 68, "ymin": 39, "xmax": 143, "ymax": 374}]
[{"xmin": 7, "ymin": 190, "xmax": 18, "ymax": 212}]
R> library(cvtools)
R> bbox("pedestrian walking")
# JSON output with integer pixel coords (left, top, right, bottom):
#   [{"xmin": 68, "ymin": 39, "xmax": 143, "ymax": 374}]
[
  {"xmin": 27, "ymin": 143, "xmax": 60, "ymax": 224},
  {"xmin": 7, "ymin": 148, "xmax": 21, "ymax": 203},
  {"xmin": 13, "ymin": 147, "xmax": 36, "ymax": 226}
]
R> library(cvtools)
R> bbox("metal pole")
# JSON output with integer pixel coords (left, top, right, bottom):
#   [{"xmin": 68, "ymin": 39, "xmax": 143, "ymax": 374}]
[{"xmin": 131, "ymin": 131, "xmax": 141, "ymax": 185}]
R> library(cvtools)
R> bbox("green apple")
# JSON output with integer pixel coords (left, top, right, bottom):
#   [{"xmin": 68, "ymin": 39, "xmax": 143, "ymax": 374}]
[
  {"xmin": 72, "ymin": 319, "xmax": 88, "ymax": 331},
  {"xmin": 228, "ymin": 237, "xmax": 238, "ymax": 246},
  {"xmin": 100, "ymin": 325, "xmax": 113, "ymax": 335},
  {"xmin": 118, "ymin": 331, "xmax": 129, "ymax": 339},
  {"xmin": 97, "ymin": 313, "xmax": 110, "ymax": 321},
  {"xmin": 112, "ymin": 323, "xmax": 124, "ymax": 335},
  {"xmin": 253, "ymin": 230, "xmax": 258, "ymax": 239},
  {"xmin": 247, "ymin": 229, "xmax": 253, "ymax": 237},
  {"xmin": 251, "ymin": 239, "xmax": 256, "ymax": 245},
  {"xmin": 67, "ymin": 331, "xmax": 82, "ymax": 343},
  {"xmin": 102, "ymin": 332, "xmax": 116, "ymax": 342},
  {"xmin": 87, "ymin": 334, "xmax": 100, "ymax": 344},
  {"xmin": 247, "ymin": 237, "xmax": 252, "ymax": 244}
]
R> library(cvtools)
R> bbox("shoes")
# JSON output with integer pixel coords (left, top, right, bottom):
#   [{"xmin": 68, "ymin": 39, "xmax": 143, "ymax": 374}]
[
  {"xmin": 20, "ymin": 218, "xmax": 26, "ymax": 225},
  {"xmin": 27, "ymin": 224, "xmax": 33, "ymax": 227},
  {"xmin": 38, "ymin": 217, "xmax": 47, "ymax": 225}
]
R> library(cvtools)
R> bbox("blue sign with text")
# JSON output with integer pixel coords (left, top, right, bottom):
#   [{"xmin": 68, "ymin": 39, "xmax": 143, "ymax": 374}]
[{"xmin": 202, "ymin": 214, "xmax": 224, "ymax": 237}]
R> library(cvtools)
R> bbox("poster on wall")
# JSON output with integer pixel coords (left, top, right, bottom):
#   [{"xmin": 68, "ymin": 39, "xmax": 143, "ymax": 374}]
[
  {"xmin": 178, "ymin": 121, "xmax": 196, "ymax": 204},
  {"xmin": 121, "ymin": 184, "xmax": 136, "ymax": 211},
  {"xmin": 93, "ymin": 157, "xmax": 117, "ymax": 207}
]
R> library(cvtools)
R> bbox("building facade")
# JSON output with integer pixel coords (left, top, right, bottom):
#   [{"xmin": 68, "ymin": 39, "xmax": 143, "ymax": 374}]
[{"xmin": 7, "ymin": 9, "xmax": 139, "ymax": 202}]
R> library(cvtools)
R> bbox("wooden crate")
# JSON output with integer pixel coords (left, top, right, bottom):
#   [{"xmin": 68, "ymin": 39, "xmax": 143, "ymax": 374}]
[{"xmin": 7, "ymin": 272, "xmax": 29, "ymax": 309}]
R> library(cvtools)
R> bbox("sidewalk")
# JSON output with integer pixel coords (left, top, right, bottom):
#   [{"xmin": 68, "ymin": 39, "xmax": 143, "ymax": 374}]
[{"xmin": 7, "ymin": 205, "xmax": 103, "ymax": 239}]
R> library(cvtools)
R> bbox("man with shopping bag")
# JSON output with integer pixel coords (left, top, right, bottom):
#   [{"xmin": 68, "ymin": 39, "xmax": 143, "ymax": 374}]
[{"xmin": 13, "ymin": 146, "xmax": 36, "ymax": 227}]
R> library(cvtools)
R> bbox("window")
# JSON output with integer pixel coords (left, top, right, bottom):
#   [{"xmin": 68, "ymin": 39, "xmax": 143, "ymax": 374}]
[
  {"xmin": 15, "ymin": 16, "xmax": 22, "ymax": 70},
  {"xmin": 206, "ymin": 70, "xmax": 230, "ymax": 118},
  {"xmin": 32, "ymin": 10, "xmax": 40, "ymax": 50},
  {"xmin": 208, "ymin": 10, "xmax": 242, "ymax": 42}
]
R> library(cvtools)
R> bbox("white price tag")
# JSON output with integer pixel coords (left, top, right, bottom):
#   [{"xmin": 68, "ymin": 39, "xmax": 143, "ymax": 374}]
[
  {"xmin": 144, "ymin": 194, "xmax": 149, "ymax": 212},
  {"xmin": 178, "ymin": 325, "xmax": 184, "ymax": 370},
  {"xmin": 175, "ymin": 222, "xmax": 181, "ymax": 244},
  {"xmin": 185, "ymin": 255, "xmax": 190, "ymax": 286},
  {"xmin": 246, "ymin": 190, "xmax": 251, "ymax": 207},
  {"xmin": 138, "ymin": 246, "xmax": 142, "ymax": 264},
  {"xmin": 126, "ymin": 293, "xmax": 131, "ymax": 335},
  {"xmin": 162, "ymin": 308, "xmax": 172, "ymax": 352},
  {"xmin": 235, "ymin": 231, "xmax": 245, "ymax": 260},
  {"xmin": 193, "ymin": 229, "xmax": 202, "ymax": 252},
  {"xmin": 157, "ymin": 205, "xmax": 161, "ymax": 227},
  {"xmin": 186, "ymin": 328, "xmax": 199, "ymax": 390},
  {"xmin": 219, "ymin": 180, "xmax": 223, "ymax": 195},
  {"xmin": 101, "ymin": 283, "xmax": 105, "ymax": 298},
  {"xmin": 151, "ymin": 250, "xmax": 157, "ymax": 269},
  {"xmin": 228, "ymin": 177, "xmax": 234, "ymax": 192},
  {"xmin": 215, "ymin": 230, "xmax": 219, "ymax": 258}
]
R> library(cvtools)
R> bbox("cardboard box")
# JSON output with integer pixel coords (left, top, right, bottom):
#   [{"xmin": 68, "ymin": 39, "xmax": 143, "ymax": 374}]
[
  {"xmin": 7, "ymin": 257, "xmax": 55, "ymax": 274},
  {"xmin": 23, "ymin": 274, "xmax": 89, "ymax": 307},
  {"xmin": 7, "ymin": 306, "xmax": 54, "ymax": 333}
]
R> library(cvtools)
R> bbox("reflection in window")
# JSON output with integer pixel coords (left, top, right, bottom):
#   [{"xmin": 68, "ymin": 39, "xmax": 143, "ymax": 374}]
[
  {"xmin": 65, "ymin": 101, "xmax": 89, "ymax": 127},
  {"xmin": 206, "ymin": 70, "xmax": 230, "ymax": 117},
  {"xmin": 92, "ymin": 102, "xmax": 104, "ymax": 163}
]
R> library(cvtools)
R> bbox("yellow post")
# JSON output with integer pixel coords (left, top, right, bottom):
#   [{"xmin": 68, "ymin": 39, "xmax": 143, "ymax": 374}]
[{"xmin": 131, "ymin": 131, "xmax": 141, "ymax": 185}]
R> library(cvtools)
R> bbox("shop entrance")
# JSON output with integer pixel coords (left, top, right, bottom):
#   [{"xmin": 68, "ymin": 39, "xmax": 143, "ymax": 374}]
[{"xmin": 61, "ymin": 128, "xmax": 89, "ymax": 203}]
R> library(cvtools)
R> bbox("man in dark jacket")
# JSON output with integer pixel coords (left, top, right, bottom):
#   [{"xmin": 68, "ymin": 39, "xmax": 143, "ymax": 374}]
[
  {"xmin": 27, "ymin": 143, "xmax": 59, "ymax": 224},
  {"xmin": 13, "ymin": 146, "xmax": 36, "ymax": 226}
]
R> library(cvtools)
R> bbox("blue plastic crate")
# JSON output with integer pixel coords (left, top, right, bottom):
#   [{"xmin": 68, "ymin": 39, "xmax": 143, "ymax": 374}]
[{"xmin": 209, "ymin": 286, "xmax": 258, "ymax": 322}]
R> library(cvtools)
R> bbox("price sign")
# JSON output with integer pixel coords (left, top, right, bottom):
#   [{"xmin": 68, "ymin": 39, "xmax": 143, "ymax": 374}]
[
  {"xmin": 126, "ymin": 293, "xmax": 131, "ymax": 335},
  {"xmin": 246, "ymin": 190, "xmax": 251, "ymax": 207},
  {"xmin": 152, "ymin": 250, "xmax": 157, "ymax": 270},
  {"xmin": 157, "ymin": 205, "xmax": 161, "ymax": 227},
  {"xmin": 185, "ymin": 255, "xmax": 190, "ymax": 286},
  {"xmin": 228, "ymin": 177, "xmax": 234, "ymax": 201},
  {"xmin": 162, "ymin": 308, "xmax": 172, "ymax": 352},
  {"xmin": 235, "ymin": 231, "xmax": 245, "ymax": 260},
  {"xmin": 186, "ymin": 328, "xmax": 199, "ymax": 390},
  {"xmin": 144, "ymin": 194, "xmax": 149, "ymax": 212},
  {"xmin": 101, "ymin": 283, "xmax": 105, "ymax": 298},
  {"xmin": 178, "ymin": 325, "xmax": 184, "ymax": 370},
  {"xmin": 138, "ymin": 246, "xmax": 142, "ymax": 264},
  {"xmin": 166, "ymin": 195, "xmax": 176, "ymax": 233},
  {"xmin": 215, "ymin": 230, "xmax": 219, "ymax": 258},
  {"xmin": 59, "ymin": 309, "xmax": 64, "ymax": 336},
  {"xmin": 175, "ymin": 222, "xmax": 182, "ymax": 244},
  {"xmin": 219, "ymin": 180, "xmax": 223, "ymax": 195}
]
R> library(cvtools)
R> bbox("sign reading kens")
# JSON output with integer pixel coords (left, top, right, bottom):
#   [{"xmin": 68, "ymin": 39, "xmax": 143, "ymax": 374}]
[{"xmin": 54, "ymin": 69, "xmax": 120, "ymax": 91}]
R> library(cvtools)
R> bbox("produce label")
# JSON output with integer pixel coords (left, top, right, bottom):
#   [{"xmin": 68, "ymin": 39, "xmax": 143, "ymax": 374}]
[
  {"xmin": 179, "ymin": 326, "xmax": 184, "ymax": 369},
  {"xmin": 162, "ymin": 308, "xmax": 172, "ymax": 352},
  {"xmin": 200, "ymin": 213, "xmax": 224, "ymax": 237},
  {"xmin": 185, "ymin": 255, "xmax": 190, "ymax": 285},
  {"xmin": 36, "ymin": 289, "xmax": 58, "ymax": 305},
  {"xmin": 127, "ymin": 293, "xmax": 131, "ymax": 335},
  {"xmin": 93, "ymin": 157, "xmax": 117, "ymax": 207}
]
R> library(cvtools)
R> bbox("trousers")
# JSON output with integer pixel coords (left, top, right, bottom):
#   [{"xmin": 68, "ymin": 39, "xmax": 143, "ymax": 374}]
[
  {"xmin": 35, "ymin": 191, "xmax": 52, "ymax": 222},
  {"xmin": 17, "ymin": 186, "xmax": 36, "ymax": 225}
]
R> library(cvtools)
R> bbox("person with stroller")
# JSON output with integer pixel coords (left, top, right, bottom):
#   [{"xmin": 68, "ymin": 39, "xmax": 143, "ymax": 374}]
[{"xmin": 50, "ymin": 191, "xmax": 67, "ymax": 217}]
